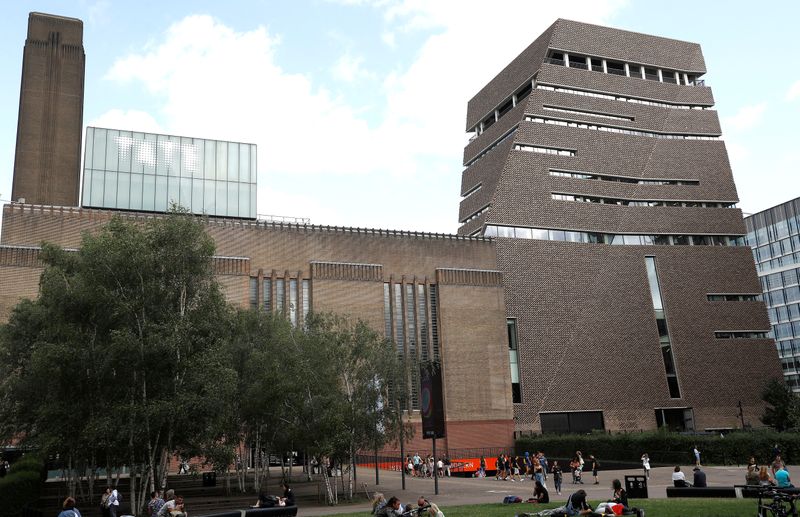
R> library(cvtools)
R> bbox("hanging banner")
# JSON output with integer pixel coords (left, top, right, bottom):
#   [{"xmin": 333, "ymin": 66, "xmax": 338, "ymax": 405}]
[{"xmin": 420, "ymin": 361, "xmax": 445, "ymax": 439}]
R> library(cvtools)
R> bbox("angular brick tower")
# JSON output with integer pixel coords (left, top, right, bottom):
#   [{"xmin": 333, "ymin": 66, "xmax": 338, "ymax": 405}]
[{"xmin": 12, "ymin": 12, "xmax": 85, "ymax": 206}]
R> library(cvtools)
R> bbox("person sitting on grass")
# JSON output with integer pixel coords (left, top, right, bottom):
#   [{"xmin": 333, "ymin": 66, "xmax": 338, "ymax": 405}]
[
  {"xmin": 376, "ymin": 497, "xmax": 402, "ymax": 517},
  {"xmin": 533, "ymin": 489, "xmax": 594, "ymax": 516},
  {"xmin": 533, "ymin": 480, "xmax": 549, "ymax": 503},
  {"xmin": 672, "ymin": 466, "xmax": 691, "ymax": 487}
]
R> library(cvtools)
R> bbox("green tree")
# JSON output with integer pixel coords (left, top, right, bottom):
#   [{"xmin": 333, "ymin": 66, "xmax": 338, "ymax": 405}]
[
  {"xmin": 762, "ymin": 378, "xmax": 800, "ymax": 431},
  {"xmin": 0, "ymin": 210, "xmax": 236, "ymax": 514}
]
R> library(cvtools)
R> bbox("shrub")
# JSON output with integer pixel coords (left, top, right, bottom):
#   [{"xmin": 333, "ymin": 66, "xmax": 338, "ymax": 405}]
[
  {"xmin": 0, "ymin": 470, "xmax": 44, "ymax": 517},
  {"xmin": 516, "ymin": 430, "xmax": 800, "ymax": 466}
]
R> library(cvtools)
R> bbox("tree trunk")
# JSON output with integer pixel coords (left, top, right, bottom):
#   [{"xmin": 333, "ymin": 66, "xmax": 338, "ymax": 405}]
[{"xmin": 321, "ymin": 466, "xmax": 335, "ymax": 505}]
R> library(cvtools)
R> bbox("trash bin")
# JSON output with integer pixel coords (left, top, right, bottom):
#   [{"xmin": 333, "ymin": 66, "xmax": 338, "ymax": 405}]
[
  {"xmin": 625, "ymin": 474, "xmax": 648, "ymax": 499},
  {"xmin": 202, "ymin": 471, "xmax": 217, "ymax": 487}
]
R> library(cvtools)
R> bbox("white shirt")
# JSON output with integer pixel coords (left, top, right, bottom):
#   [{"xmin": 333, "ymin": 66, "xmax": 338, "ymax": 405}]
[
  {"xmin": 642, "ymin": 456, "xmax": 650, "ymax": 469},
  {"xmin": 672, "ymin": 471, "xmax": 686, "ymax": 481},
  {"xmin": 110, "ymin": 489, "xmax": 120, "ymax": 506}
]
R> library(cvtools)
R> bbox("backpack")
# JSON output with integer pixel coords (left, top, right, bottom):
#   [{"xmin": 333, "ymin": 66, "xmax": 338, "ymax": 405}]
[{"xmin": 502, "ymin": 495, "xmax": 522, "ymax": 504}]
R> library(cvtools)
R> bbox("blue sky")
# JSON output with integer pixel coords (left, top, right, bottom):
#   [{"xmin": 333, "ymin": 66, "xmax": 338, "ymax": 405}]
[{"xmin": 0, "ymin": 0, "xmax": 798, "ymax": 232}]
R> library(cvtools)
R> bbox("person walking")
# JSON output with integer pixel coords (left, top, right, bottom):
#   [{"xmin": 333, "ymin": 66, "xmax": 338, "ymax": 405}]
[
  {"xmin": 551, "ymin": 460, "xmax": 563, "ymax": 495},
  {"xmin": 478, "ymin": 455, "xmax": 486, "ymax": 478},
  {"xmin": 589, "ymin": 455, "xmax": 599, "ymax": 485},
  {"xmin": 107, "ymin": 487, "xmax": 121, "ymax": 517},
  {"xmin": 693, "ymin": 445, "xmax": 701, "ymax": 467},
  {"xmin": 538, "ymin": 452, "xmax": 549, "ymax": 481},
  {"xmin": 641, "ymin": 453, "xmax": 651, "ymax": 479}
]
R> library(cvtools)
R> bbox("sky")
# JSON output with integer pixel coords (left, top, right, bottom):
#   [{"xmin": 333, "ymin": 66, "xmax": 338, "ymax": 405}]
[{"xmin": 0, "ymin": 0, "xmax": 798, "ymax": 233}]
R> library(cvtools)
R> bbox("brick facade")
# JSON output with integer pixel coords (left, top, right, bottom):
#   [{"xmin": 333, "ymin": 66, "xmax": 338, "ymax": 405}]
[{"xmin": 12, "ymin": 13, "xmax": 84, "ymax": 207}]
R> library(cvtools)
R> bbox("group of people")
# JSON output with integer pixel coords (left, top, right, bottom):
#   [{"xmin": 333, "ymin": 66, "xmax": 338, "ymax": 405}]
[
  {"xmin": 406, "ymin": 453, "xmax": 451, "ymax": 478},
  {"xmin": 671, "ymin": 465, "xmax": 707, "ymax": 488},
  {"xmin": 371, "ymin": 494, "xmax": 444, "ymax": 517},
  {"xmin": 531, "ymin": 479, "xmax": 634, "ymax": 516},
  {"xmin": 745, "ymin": 452, "xmax": 794, "ymax": 488},
  {"xmin": 486, "ymin": 451, "xmax": 551, "ymax": 484}
]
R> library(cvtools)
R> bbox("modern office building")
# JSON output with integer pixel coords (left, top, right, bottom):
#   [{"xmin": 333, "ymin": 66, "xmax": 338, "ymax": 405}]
[
  {"xmin": 12, "ymin": 12, "xmax": 85, "ymax": 207},
  {"xmin": 745, "ymin": 198, "xmax": 800, "ymax": 390},
  {"xmin": 0, "ymin": 14, "xmax": 784, "ymax": 440},
  {"xmin": 458, "ymin": 18, "xmax": 781, "ymax": 432},
  {"xmin": 82, "ymin": 127, "xmax": 257, "ymax": 218}
]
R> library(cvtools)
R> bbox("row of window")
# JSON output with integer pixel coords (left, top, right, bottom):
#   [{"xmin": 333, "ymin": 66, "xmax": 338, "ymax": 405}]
[
  {"xmin": 461, "ymin": 204, "xmax": 490, "ymax": 224},
  {"xmin": 525, "ymin": 116, "xmax": 720, "ymax": 140},
  {"xmin": 514, "ymin": 143, "xmax": 575, "ymax": 156},
  {"xmin": 462, "ymin": 182, "xmax": 482, "ymax": 199},
  {"xmin": 82, "ymin": 168, "xmax": 257, "ymax": 219},
  {"xmin": 761, "ymin": 268, "xmax": 800, "ymax": 292},
  {"xmin": 714, "ymin": 331, "xmax": 769, "ymax": 339},
  {"xmin": 773, "ymin": 321, "xmax": 800, "ymax": 340},
  {"xmin": 536, "ymin": 84, "xmax": 710, "ymax": 110},
  {"xmin": 752, "ymin": 235, "xmax": 800, "ymax": 265},
  {"xmin": 552, "ymin": 193, "xmax": 735, "ymax": 209},
  {"xmin": 768, "ymin": 301, "xmax": 800, "ymax": 325},
  {"xmin": 248, "ymin": 277, "xmax": 310, "ymax": 327},
  {"xmin": 466, "ymin": 126, "xmax": 518, "ymax": 167},
  {"xmin": 549, "ymin": 168, "xmax": 699, "ymax": 186},
  {"xmin": 755, "ymin": 254, "xmax": 800, "ymax": 275},
  {"xmin": 776, "ymin": 338, "xmax": 800, "ymax": 359},
  {"xmin": 546, "ymin": 51, "xmax": 703, "ymax": 87},
  {"xmin": 542, "ymin": 105, "xmax": 632, "ymax": 122},
  {"xmin": 483, "ymin": 224, "xmax": 747, "ymax": 246},
  {"xmin": 475, "ymin": 81, "xmax": 533, "ymax": 136},
  {"xmin": 749, "ymin": 217, "xmax": 800, "ymax": 247},
  {"xmin": 763, "ymin": 285, "xmax": 800, "ymax": 308},
  {"xmin": 707, "ymin": 294, "xmax": 760, "ymax": 302},
  {"xmin": 383, "ymin": 282, "xmax": 441, "ymax": 411}
]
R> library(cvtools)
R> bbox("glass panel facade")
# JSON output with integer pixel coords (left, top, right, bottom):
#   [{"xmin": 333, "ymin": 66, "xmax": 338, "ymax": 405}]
[
  {"xmin": 745, "ymin": 198, "xmax": 800, "ymax": 390},
  {"xmin": 82, "ymin": 127, "xmax": 257, "ymax": 218}
]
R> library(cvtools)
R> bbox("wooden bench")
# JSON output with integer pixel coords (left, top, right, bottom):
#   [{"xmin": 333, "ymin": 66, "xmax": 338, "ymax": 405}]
[{"xmin": 197, "ymin": 506, "xmax": 298, "ymax": 517}]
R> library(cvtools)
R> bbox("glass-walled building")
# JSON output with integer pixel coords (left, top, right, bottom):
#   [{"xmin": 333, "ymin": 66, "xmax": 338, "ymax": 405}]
[
  {"xmin": 745, "ymin": 197, "xmax": 800, "ymax": 390},
  {"xmin": 82, "ymin": 127, "xmax": 257, "ymax": 218}
]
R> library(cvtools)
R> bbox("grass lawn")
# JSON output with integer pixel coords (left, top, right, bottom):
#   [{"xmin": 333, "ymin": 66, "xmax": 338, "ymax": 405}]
[{"xmin": 331, "ymin": 498, "xmax": 760, "ymax": 516}]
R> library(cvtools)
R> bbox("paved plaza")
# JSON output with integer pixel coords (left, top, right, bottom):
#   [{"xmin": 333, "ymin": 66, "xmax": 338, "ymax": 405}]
[{"xmin": 297, "ymin": 465, "xmax": 774, "ymax": 516}]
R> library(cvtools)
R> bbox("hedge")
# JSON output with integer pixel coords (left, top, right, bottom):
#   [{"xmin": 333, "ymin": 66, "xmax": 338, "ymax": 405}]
[
  {"xmin": 516, "ymin": 430, "xmax": 800, "ymax": 467},
  {"xmin": 0, "ymin": 456, "xmax": 46, "ymax": 517}
]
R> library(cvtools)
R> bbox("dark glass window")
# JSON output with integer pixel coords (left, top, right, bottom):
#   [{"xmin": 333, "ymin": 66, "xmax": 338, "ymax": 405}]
[
  {"xmin": 541, "ymin": 411, "xmax": 604, "ymax": 434},
  {"xmin": 507, "ymin": 318, "xmax": 521, "ymax": 403}
]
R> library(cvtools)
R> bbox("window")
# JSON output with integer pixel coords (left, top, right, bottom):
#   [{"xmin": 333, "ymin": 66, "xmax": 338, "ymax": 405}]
[
  {"xmin": 302, "ymin": 279, "xmax": 310, "ymax": 324},
  {"xmin": 537, "ymin": 84, "xmax": 708, "ymax": 110},
  {"xmin": 249, "ymin": 277, "xmax": 258, "ymax": 310},
  {"xmin": 514, "ymin": 144, "xmax": 575, "ymax": 156},
  {"xmin": 263, "ymin": 278, "xmax": 272, "ymax": 312},
  {"xmin": 551, "ymin": 192, "xmax": 732, "ymax": 208},
  {"xmin": 715, "ymin": 331, "xmax": 769, "ymax": 339},
  {"xmin": 276, "ymin": 278, "xmax": 285, "ymax": 313},
  {"xmin": 289, "ymin": 279, "xmax": 298, "ymax": 326},
  {"xmin": 525, "ymin": 116, "xmax": 720, "ymax": 140},
  {"xmin": 549, "ymin": 168, "xmax": 698, "ymax": 185},
  {"xmin": 508, "ymin": 319, "xmax": 521, "ymax": 403},
  {"xmin": 646, "ymin": 257, "xmax": 681, "ymax": 399},
  {"xmin": 707, "ymin": 294, "xmax": 759, "ymax": 302},
  {"xmin": 481, "ymin": 225, "xmax": 746, "ymax": 248},
  {"xmin": 543, "ymin": 105, "xmax": 633, "ymax": 122},
  {"xmin": 540, "ymin": 411, "xmax": 604, "ymax": 434}
]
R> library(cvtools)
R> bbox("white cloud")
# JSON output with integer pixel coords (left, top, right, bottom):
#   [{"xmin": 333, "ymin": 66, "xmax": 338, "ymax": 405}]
[
  {"xmin": 103, "ymin": 2, "xmax": 627, "ymax": 232},
  {"xmin": 787, "ymin": 80, "xmax": 800, "ymax": 101},
  {"xmin": 331, "ymin": 53, "xmax": 372, "ymax": 82},
  {"xmin": 723, "ymin": 103, "xmax": 766, "ymax": 132},
  {"xmin": 381, "ymin": 31, "xmax": 396, "ymax": 48}
]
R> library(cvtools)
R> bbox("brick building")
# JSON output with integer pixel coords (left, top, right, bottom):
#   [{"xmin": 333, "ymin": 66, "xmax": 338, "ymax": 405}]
[
  {"xmin": 457, "ymin": 19, "xmax": 781, "ymax": 432},
  {"xmin": 0, "ymin": 15, "xmax": 783, "ymax": 443}
]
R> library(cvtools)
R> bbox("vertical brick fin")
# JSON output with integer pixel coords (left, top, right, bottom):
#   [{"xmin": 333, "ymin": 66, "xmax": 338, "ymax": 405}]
[
  {"xmin": 310, "ymin": 261, "xmax": 384, "ymax": 282},
  {"xmin": 211, "ymin": 256, "xmax": 250, "ymax": 276},
  {"xmin": 435, "ymin": 267, "xmax": 503, "ymax": 287}
]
